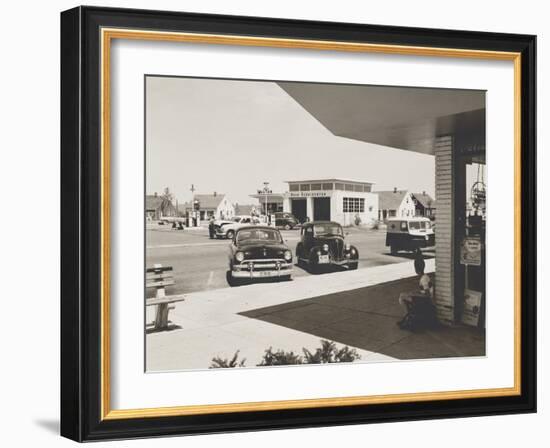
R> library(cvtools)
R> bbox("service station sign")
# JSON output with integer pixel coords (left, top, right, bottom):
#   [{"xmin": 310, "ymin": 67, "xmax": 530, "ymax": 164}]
[{"xmin": 460, "ymin": 236, "xmax": 482, "ymax": 266}]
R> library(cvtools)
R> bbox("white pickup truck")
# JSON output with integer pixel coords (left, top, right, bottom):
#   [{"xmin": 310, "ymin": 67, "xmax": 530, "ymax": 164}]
[{"xmin": 214, "ymin": 215, "xmax": 261, "ymax": 239}]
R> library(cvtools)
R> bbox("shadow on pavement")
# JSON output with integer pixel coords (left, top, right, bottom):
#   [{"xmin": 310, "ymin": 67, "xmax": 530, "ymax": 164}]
[
  {"xmin": 386, "ymin": 250, "xmax": 435, "ymax": 260},
  {"xmin": 146, "ymin": 323, "xmax": 182, "ymax": 334},
  {"xmin": 293, "ymin": 262, "xmax": 352, "ymax": 275},
  {"xmin": 240, "ymin": 276, "xmax": 485, "ymax": 360}
]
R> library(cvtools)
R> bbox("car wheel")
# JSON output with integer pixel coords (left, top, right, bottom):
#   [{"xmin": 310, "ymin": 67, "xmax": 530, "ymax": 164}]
[
  {"xmin": 279, "ymin": 275, "xmax": 292, "ymax": 282},
  {"xmin": 226, "ymin": 270, "xmax": 241, "ymax": 287},
  {"xmin": 226, "ymin": 230, "xmax": 235, "ymax": 239},
  {"xmin": 390, "ymin": 245, "xmax": 398, "ymax": 255},
  {"xmin": 348, "ymin": 262, "xmax": 358, "ymax": 271}
]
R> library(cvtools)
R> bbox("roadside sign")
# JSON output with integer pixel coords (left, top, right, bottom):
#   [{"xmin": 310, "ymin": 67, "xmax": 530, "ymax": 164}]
[
  {"xmin": 462, "ymin": 289, "xmax": 482, "ymax": 327},
  {"xmin": 460, "ymin": 236, "xmax": 482, "ymax": 266}
]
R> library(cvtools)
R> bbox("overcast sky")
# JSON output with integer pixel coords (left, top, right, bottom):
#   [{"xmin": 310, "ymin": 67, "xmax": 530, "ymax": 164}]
[{"xmin": 146, "ymin": 76, "xmax": 436, "ymax": 205}]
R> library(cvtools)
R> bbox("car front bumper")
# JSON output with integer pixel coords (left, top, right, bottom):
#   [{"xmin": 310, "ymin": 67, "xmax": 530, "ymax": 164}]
[
  {"xmin": 309, "ymin": 251, "xmax": 358, "ymax": 266},
  {"xmin": 231, "ymin": 259, "xmax": 293, "ymax": 278}
]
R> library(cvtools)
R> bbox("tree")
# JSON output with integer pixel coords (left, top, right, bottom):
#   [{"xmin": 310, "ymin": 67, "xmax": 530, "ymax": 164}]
[
  {"xmin": 159, "ymin": 187, "xmax": 175, "ymax": 216},
  {"xmin": 161, "ymin": 187, "xmax": 173, "ymax": 202}
]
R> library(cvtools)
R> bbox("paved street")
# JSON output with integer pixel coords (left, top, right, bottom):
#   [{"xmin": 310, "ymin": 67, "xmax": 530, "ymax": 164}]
[{"xmin": 146, "ymin": 224, "xmax": 434, "ymax": 296}]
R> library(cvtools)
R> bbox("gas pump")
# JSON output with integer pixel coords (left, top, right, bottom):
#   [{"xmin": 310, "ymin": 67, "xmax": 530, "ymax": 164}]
[{"xmin": 193, "ymin": 199, "xmax": 200, "ymax": 227}]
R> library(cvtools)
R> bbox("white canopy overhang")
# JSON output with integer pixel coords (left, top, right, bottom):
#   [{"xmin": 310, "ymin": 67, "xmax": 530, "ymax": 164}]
[{"xmin": 277, "ymin": 82, "xmax": 485, "ymax": 155}]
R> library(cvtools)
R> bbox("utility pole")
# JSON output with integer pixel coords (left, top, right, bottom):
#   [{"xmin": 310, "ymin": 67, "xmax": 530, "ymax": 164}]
[
  {"xmin": 264, "ymin": 182, "xmax": 269, "ymax": 217},
  {"xmin": 190, "ymin": 183, "xmax": 196, "ymax": 227}
]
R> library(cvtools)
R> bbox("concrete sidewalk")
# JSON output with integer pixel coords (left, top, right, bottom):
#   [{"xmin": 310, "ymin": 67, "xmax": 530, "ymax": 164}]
[{"xmin": 145, "ymin": 258, "xmax": 483, "ymax": 371}]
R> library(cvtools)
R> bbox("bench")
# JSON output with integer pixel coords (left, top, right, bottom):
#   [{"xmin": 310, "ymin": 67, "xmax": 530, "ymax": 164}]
[{"xmin": 146, "ymin": 264, "xmax": 185, "ymax": 331}]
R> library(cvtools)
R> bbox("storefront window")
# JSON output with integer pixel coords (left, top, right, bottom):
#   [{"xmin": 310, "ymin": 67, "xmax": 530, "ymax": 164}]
[{"xmin": 343, "ymin": 197, "xmax": 365, "ymax": 213}]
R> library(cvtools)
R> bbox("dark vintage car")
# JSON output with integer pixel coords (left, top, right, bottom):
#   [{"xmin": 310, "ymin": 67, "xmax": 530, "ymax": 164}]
[
  {"xmin": 385, "ymin": 217, "xmax": 435, "ymax": 254},
  {"xmin": 227, "ymin": 226, "xmax": 293, "ymax": 286},
  {"xmin": 295, "ymin": 221, "xmax": 358, "ymax": 272},
  {"xmin": 273, "ymin": 212, "xmax": 299, "ymax": 230}
]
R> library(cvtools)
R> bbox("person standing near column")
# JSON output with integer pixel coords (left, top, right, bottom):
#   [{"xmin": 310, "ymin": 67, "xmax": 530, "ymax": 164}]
[{"xmin": 208, "ymin": 215, "xmax": 215, "ymax": 239}]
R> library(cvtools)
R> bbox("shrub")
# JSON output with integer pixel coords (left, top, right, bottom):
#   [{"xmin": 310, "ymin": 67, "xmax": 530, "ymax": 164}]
[
  {"xmin": 257, "ymin": 347, "xmax": 303, "ymax": 366},
  {"xmin": 210, "ymin": 340, "xmax": 361, "ymax": 368},
  {"xmin": 209, "ymin": 350, "xmax": 246, "ymax": 368},
  {"xmin": 303, "ymin": 339, "xmax": 361, "ymax": 364}
]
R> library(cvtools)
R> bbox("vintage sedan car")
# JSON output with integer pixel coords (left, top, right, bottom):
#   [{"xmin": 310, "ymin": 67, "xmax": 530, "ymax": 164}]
[
  {"xmin": 295, "ymin": 221, "xmax": 358, "ymax": 272},
  {"xmin": 227, "ymin": 226, "xmax": 293, "ymax": 286},
  {"xmin": 214, "ymin": 215, "xmax": 260, "ymax": 239},
  {"xmin": 273, "ymin": 212, "xmax": 299, "ymax": 230},
  {"xmin": 385, "ymin": 217, "xmax": 435, "ymax": 254}
]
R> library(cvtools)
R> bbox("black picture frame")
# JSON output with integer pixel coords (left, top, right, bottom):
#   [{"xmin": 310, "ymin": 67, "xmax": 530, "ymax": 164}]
[{"xmin": 61, "ymin": 5, "xmax": 536, "ymax": 442}]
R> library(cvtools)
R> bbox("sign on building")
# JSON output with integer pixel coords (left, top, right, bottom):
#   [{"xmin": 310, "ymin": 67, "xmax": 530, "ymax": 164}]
[{"xmin": 460, "ymin": 236, "xmax": 482, "ymax": 266}]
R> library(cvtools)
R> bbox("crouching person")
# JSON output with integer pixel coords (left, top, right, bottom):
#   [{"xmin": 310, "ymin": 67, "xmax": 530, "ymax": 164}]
[{"xmin": 397, "ymin": 249, "xmax": 438, "ymax": 331}]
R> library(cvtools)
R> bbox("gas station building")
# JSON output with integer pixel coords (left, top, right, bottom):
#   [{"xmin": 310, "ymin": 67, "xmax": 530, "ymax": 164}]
[
  {"xmin": 250, "ymin": 178, "xmax": 378, "ymax": 226},
  {"xmin": 285, "ymin": 179, "xmax": 377, "ymax": 226}
]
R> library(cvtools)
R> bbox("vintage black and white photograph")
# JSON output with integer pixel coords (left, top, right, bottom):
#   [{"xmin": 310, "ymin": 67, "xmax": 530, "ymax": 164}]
[{"xmin": 145, "ymin": 76, "xmax": 487, "ymax": 372}]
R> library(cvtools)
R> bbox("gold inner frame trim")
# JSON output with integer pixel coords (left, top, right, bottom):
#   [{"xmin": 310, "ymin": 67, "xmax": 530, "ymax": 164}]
[{"xmin": 100, "ymin": 27, "xmax": 522, "ymax": 421}]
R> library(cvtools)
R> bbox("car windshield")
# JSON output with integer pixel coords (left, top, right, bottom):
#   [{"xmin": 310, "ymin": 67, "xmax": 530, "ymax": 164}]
[
  {"xmin": 313, "ymin": 224, "xmax": 343, "ymax": 236},
  {"xmin": 236, "ymin": 228, "xmax": 282, "ymax": 244},
  {"xmin": 408, "ymin": 221, "xmax": 431, "ymax": 230}
]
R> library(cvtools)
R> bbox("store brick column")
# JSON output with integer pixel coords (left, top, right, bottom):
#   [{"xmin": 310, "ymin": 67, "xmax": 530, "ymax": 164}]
[{"xmin": 434, "ymin": 135, "xmax": 455, "ymax": 324}]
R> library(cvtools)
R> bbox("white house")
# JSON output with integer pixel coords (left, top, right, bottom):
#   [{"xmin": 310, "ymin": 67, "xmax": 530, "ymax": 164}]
[
  {"xmin": 376, "ymin": 189, "xmax": 416, "ymax": 222},
  {"xmin": 185, "ymin": 193, "xmax": 235, "ymax": 220}
]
